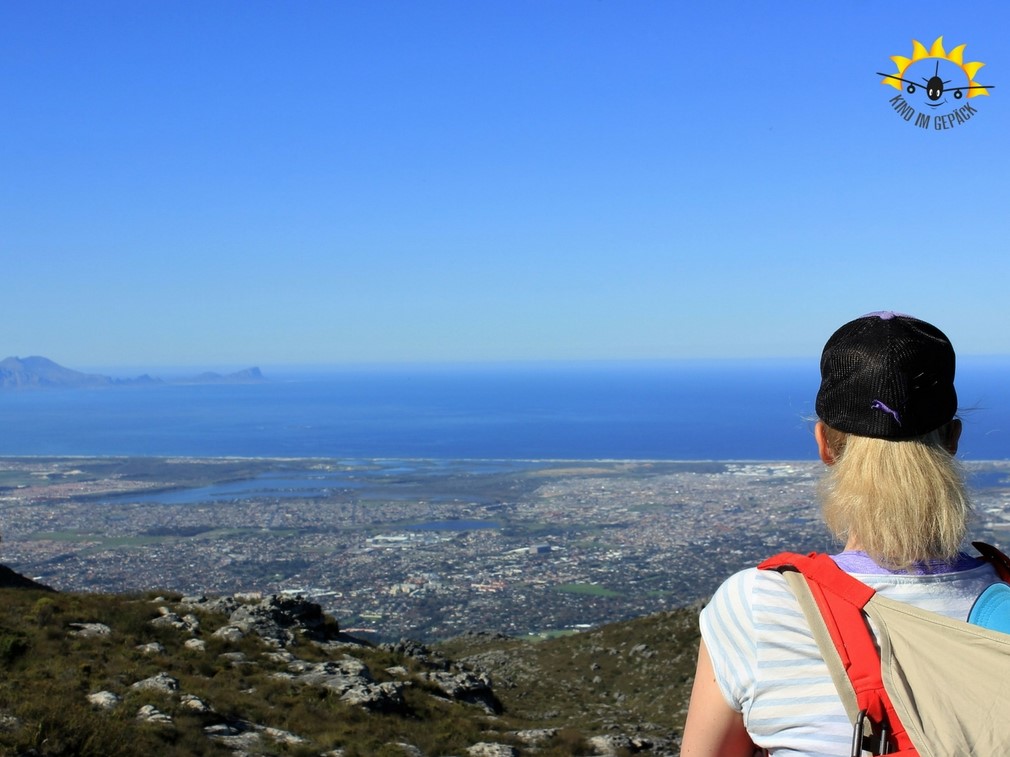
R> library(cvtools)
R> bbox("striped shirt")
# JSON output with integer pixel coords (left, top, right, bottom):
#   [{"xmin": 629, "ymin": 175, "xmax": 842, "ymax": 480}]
[{"xmin": 699, "ymin": 554, "xmax": 999, "ymax": 756}]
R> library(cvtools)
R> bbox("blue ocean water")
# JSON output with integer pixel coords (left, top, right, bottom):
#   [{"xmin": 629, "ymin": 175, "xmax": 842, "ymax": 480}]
[{"xmin": 0, "ymin": 359, "xmax": 1008, "ymax": 461}]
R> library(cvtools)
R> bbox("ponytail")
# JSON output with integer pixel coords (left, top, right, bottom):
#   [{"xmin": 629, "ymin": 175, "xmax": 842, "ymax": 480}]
[{"xmin": 818, "ymin": 424, "xmax": 970, "ymax": 569}]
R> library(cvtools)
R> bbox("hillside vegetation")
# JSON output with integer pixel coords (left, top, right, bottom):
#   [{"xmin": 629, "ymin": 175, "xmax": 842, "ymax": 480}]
[{"xmin": 0, "ymin": 584, "xmax": 701, "ymax": 756}]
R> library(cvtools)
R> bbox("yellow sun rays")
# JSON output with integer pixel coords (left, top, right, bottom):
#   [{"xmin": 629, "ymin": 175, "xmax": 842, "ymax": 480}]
[{"xmin": 883, "ymin": 36, "xmax": 990, "ymax": 98}]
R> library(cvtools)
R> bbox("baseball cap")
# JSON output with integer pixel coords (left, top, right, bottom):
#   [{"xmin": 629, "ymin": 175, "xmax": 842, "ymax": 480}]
[{"xmin": 815, "ymin": 311, "xmax": 957, "ymax": 439}]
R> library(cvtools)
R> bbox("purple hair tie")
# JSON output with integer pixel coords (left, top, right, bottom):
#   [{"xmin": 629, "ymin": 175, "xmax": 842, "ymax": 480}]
[{"xmin": 863, "ymin": 310, "xmax": 910, "ymax": 320}]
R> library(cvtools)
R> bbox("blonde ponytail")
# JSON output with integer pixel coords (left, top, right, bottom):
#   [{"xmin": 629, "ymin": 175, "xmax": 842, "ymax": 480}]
[{"xmin": 819, "ymin": 424, "xmax": 970, "ymax": 569}]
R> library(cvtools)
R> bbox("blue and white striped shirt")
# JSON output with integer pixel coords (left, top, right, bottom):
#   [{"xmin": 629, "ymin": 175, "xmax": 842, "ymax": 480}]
[{"xmin": 699, "ymin": 554, "xmax": 999, "ymax": 756}]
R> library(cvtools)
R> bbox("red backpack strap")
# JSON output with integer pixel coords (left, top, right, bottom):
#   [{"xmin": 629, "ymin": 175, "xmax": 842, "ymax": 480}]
[
  {"xmin": 759, "ymin": 553, "xmax": 913, "ymax": 754},
  {"xmin": 973, "ymin": 541, "xmax": 1010, "ymax": 582}
]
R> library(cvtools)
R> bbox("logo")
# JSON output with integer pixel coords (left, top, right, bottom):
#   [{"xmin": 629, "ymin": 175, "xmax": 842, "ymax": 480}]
[{"xmin": 877, "ymin": 36, "xmax": 993, "ymax": 130}]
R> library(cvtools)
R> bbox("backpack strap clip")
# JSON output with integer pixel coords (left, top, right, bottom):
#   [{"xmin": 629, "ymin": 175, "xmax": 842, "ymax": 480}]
[{"xmin": 851, "ymin": 710, "xmax": 892, "ymax": 755}]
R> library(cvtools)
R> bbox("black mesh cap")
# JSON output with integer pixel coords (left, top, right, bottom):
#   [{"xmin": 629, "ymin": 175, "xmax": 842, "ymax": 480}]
[{"xmin": 815, "ymin": 312, "xmax": 957, "ymax": 439}]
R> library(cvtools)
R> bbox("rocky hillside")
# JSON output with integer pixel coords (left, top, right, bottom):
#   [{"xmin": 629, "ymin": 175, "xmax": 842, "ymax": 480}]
[{"xmin": 0, "ymin": 579, "xmax": 701, "ymax": 756}]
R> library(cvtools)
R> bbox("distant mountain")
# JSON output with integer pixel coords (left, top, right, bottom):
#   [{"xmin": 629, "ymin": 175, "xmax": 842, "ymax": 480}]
[
  {"xmin": 177, "ymin": 367, "xmax": 267, "ymax": 385},
  {"xmin": 0, "ymin": 356, "xmax": 133, "ymax": 389},
  {"xmin": 0, "ymin": 356, "xmax": 266, "ymax": 389}
]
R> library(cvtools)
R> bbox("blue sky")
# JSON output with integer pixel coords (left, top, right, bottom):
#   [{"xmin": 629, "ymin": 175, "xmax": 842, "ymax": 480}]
[{"xmin": 3, "ymin": 1, "xmax": 1008, "ymax": 370}]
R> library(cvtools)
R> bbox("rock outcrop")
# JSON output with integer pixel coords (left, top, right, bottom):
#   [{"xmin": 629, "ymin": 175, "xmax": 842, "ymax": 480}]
[
  {"xmin": 0, "ymin": 585, "xmax": 692, "ymax": 755},
  {"xmin": 63, "ymin": 592, "xmax": 528, "ymax": 753}
]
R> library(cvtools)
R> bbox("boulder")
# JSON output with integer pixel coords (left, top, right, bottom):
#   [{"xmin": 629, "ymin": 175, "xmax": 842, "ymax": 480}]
[
  {"xmin": 150, "ymin": 607, "xmax": 199, "ymax": 632},
  {"xmin": 283, "ymin": 656, "xmax": 405, "ymax": 712},
  {"xmin": 136, "ymin": 704, "xmax": 172, "ymax": 724},
  {"xmin": 87, "ymin": 691, "xmax": 120, "ymax": 710},
  {"xmin": 131, "ymin": 672, "xmax": 179, "ymax": 694},
  {"xmin": 68, "ymin": 622, "xmax": 111, "ymax": 638},
  {"xmin": 181, "ymin": 694, "xmax": 212, "ymax": 713},
  {"xmin": 467, "ymin": 744, "xmax": 518, "ymax": 757},
  {"xmin": 420, "ymin": 670, "xmax": 501, "ymax": 714},
  {"xmin": 339, "ymin": 681, "xmax": 404, "ymax": 711},
  {"xmin": 212, "ymin": 625, "xmax": 245, "ymax": 642},
  {"xmin": 227, "ymin": 594, "xmax": 329, "ymax": 647},
  {"xmin": 587, "ymin": 734, "xmax": 634, "ymax": 756}
]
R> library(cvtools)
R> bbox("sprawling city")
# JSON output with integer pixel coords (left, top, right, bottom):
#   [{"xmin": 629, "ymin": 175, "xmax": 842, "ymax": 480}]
[{"xmin": 2, "ymin": 456, "xmax": 1009, "ymax": 642}]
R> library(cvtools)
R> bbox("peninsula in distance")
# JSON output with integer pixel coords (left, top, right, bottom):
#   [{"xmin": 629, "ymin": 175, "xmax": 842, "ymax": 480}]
[{"xmin": 0, "ymin": 356, "xmax": 266, "ymax": 389}]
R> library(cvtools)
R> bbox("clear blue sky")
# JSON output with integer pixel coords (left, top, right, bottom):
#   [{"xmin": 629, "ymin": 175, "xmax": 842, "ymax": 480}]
[{"xmin": 3, "ymin": 1, "xmax": 1008, "ymax": 370}]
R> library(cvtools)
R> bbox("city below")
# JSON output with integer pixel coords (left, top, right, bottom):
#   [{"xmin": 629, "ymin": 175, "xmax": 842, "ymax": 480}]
[{"xmin": 1, "ymin": 456, "xmax": 1009, "ymax": 642}]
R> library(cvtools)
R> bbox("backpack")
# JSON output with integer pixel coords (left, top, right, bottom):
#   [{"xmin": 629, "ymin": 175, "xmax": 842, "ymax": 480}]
[{"xmin": 758, "ymin": 543, "xmax": 1010, "ymax": 756}]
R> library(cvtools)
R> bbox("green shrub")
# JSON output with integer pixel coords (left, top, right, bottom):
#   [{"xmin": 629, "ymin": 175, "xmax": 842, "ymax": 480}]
[{"xmin": 33, "ymin": 596, "xmax": 59, "ymax": 627}]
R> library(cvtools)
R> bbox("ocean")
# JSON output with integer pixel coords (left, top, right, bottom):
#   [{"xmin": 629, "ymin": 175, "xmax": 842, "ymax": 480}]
[{"xmin": 1, "ymin": 358, "xmax": 1009, "ymax": 461}]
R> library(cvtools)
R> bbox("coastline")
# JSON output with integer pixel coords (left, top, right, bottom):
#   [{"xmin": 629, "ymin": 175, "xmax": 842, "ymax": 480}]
[{"xmin": 2, "ymin": 457, "xmax": 1009, "ymax": 641}]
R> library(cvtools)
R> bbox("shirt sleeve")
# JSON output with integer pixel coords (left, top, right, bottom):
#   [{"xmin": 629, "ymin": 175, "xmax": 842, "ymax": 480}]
[{"xmin": 698, "ymin": 568, "xmax": 759, "ymax": 712}]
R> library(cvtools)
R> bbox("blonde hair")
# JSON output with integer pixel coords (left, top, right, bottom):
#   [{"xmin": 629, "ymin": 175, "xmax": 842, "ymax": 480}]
[{"xmin": 819, "ymin": 423, "xmax": 970, "ymax": 569}]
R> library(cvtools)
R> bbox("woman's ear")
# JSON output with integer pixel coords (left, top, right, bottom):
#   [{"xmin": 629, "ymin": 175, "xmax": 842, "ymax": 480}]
[
  {"xmin": 815, "ymin": 421, "xmax": 836, "ymax": 466},
  {"xmin": 946, "ymin": 418, "xmax": 962, "ymax": 454}
]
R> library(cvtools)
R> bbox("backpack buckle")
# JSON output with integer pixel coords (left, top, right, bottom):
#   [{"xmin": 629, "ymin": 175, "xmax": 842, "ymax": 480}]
[{"xmin": 851, "ymin": 710, "xmax": 891, "ymax": 755}]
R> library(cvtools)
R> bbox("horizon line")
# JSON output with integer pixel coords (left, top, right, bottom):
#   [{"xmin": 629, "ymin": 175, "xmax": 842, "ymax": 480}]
[{"xmin": 64, "ymin": 352, "xmax": 1010, "ymax": 377}]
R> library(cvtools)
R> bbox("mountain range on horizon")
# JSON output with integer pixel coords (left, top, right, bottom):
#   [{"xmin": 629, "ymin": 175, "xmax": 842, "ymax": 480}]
[{"xmin": 0, "ymin": 356, "xmax": 266, "ymax": 389}]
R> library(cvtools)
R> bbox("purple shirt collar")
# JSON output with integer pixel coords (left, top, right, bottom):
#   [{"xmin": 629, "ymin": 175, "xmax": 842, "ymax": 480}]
[{"xmin": 831, "ymin": 550, "xmax": 983, "ymax": 575}]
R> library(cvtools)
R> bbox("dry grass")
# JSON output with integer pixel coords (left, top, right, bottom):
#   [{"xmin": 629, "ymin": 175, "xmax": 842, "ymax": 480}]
[{"xmin": 0, "ymin": 586, "xmax": 698, "ymax": 755}]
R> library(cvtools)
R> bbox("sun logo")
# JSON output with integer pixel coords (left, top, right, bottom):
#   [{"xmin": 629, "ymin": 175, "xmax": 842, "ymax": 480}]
[{"xmin": 877, "ymin": 36, "xmax": 993, "ymax": 130}]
